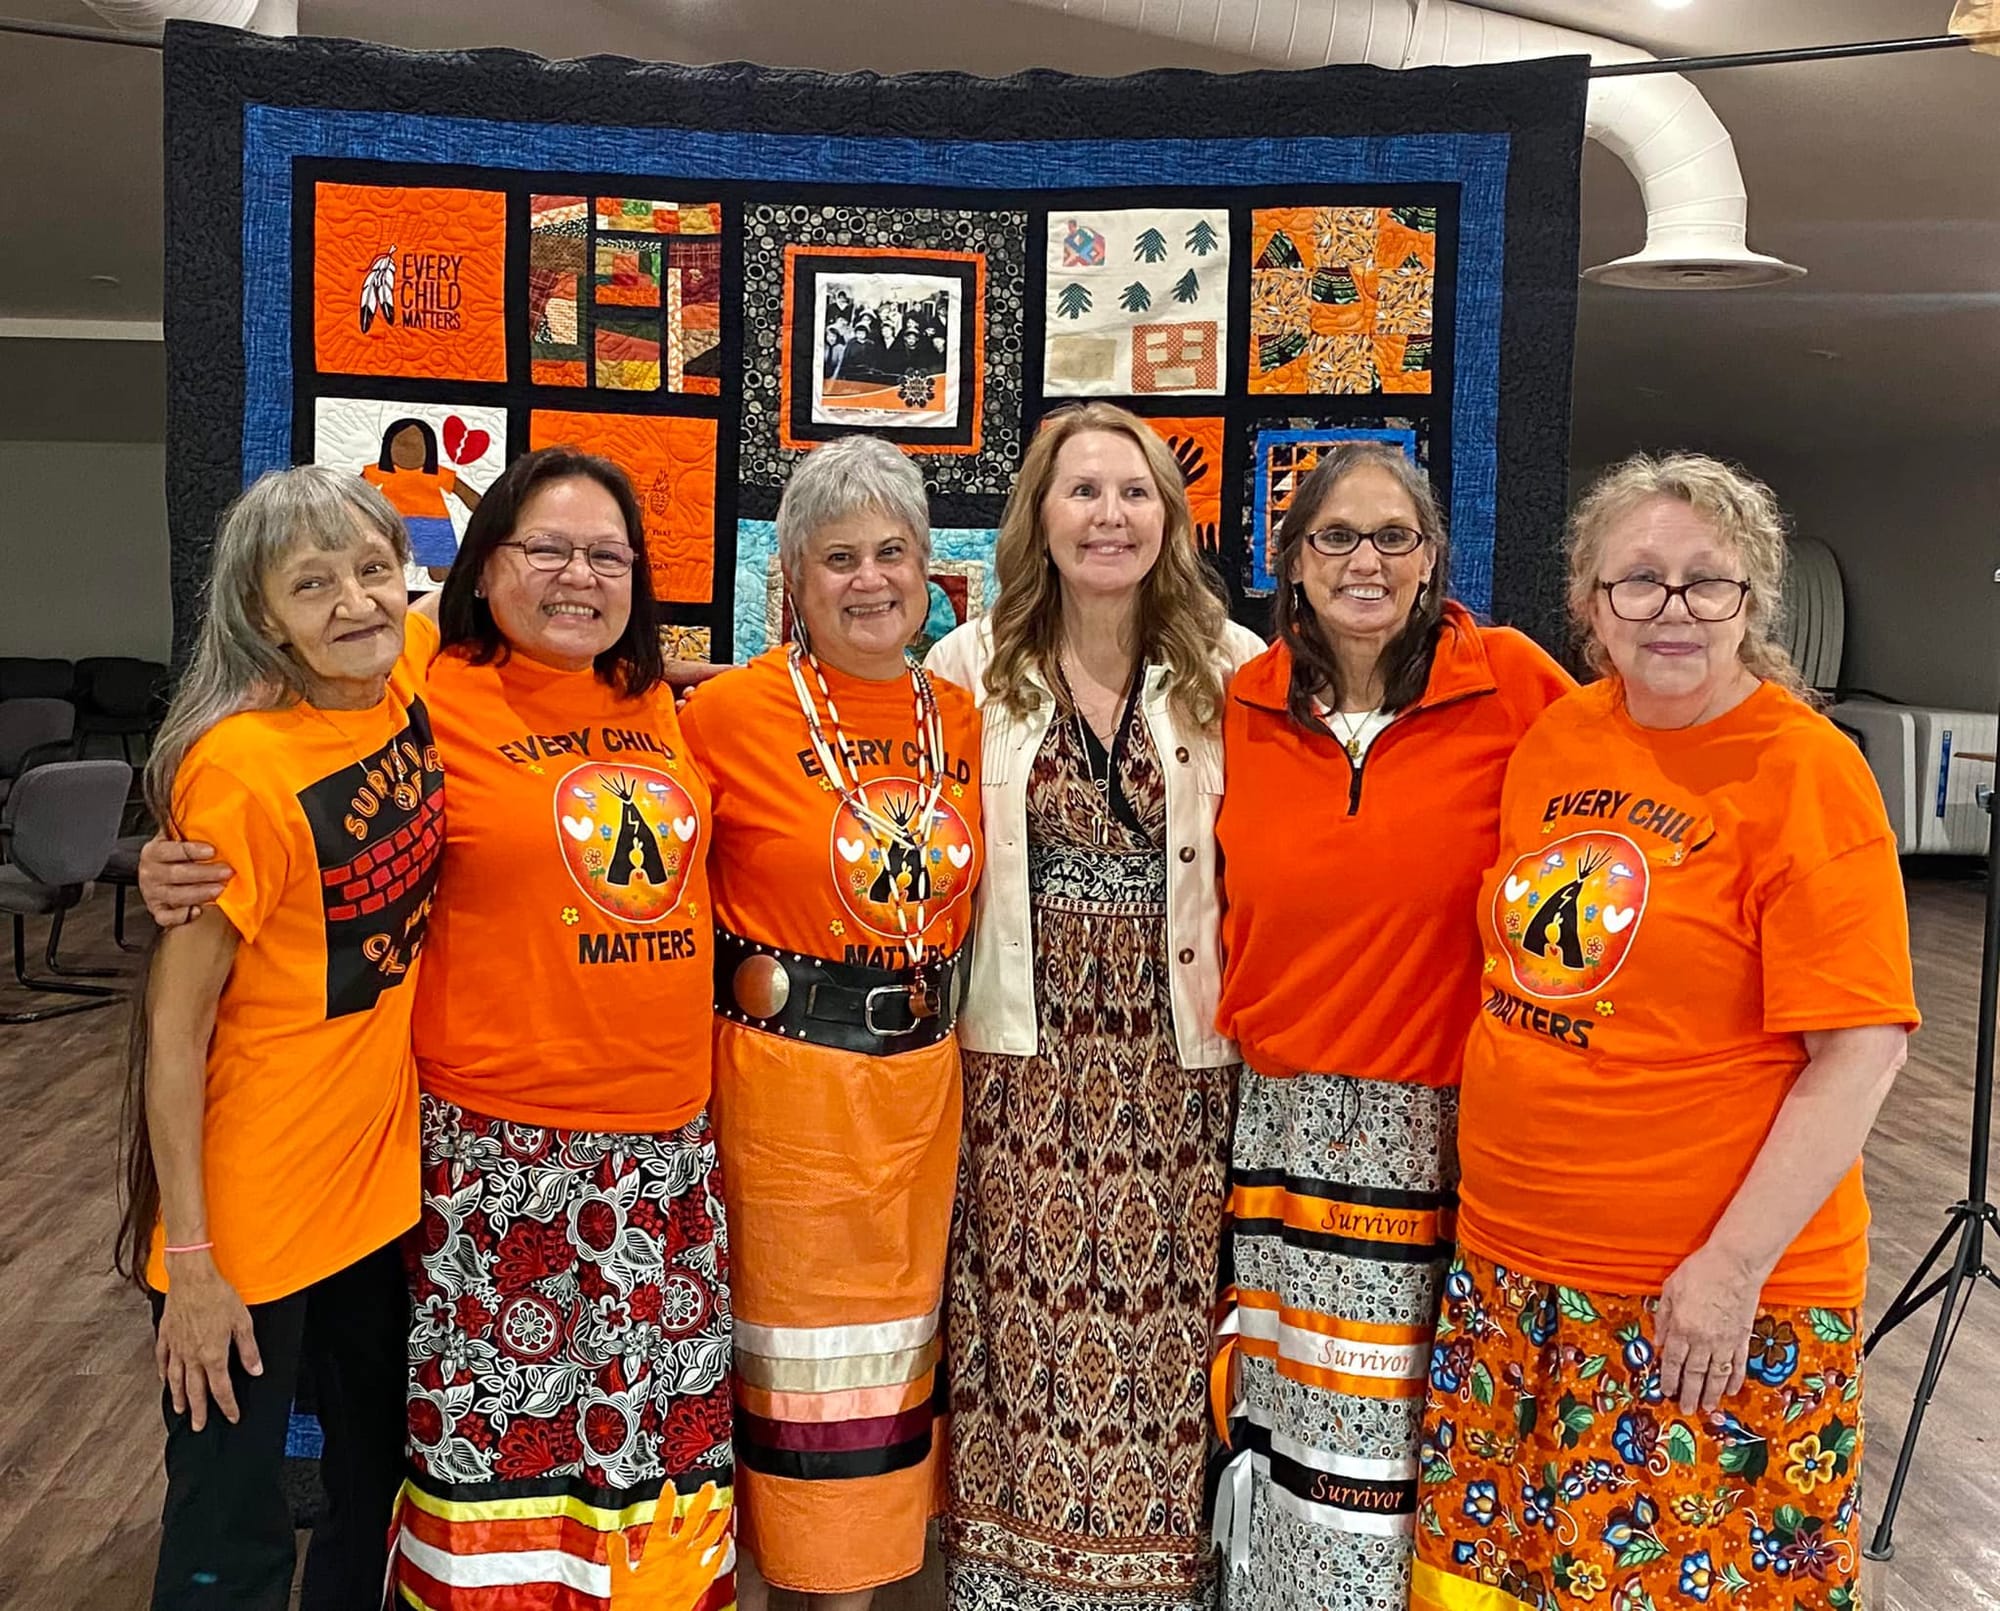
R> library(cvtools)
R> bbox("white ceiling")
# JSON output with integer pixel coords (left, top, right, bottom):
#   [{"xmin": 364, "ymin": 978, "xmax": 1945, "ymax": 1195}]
[{"xmin": 1, "ymin": 0, "xmax": 1996, "ymax": 458}]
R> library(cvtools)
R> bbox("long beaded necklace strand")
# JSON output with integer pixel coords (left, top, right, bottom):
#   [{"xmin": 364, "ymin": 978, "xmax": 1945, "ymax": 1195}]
[{"xmin": 786, "ymin": 642, "xmax": 948, "ymax": 966}]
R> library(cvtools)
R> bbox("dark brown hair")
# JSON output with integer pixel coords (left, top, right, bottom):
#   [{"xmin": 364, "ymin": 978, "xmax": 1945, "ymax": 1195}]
[
  {"xmin": 437, "ymin": 446, "xmax": 665, "ymax": 698},
  {"xmin": 1270, "ymin": 441, "xmax": 1451, "ymax": 728}
]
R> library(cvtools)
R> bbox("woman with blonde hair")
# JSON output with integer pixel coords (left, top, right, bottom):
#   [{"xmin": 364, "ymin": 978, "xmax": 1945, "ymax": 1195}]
[
  {"xmin": 1411, "ymin": 453, "xmax": 1914, "ymax": 1611},
  {"xmin": 928, "ymin": 402, "xmax": 1263, "ymax": 1611}
]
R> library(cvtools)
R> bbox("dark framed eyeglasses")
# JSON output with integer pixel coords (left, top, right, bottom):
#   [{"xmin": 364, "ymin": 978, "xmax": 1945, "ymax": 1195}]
[
  {"xmin": 1597, "ymin": 576, "xmax": 1751, "ymax": 623},
  {"xmin": 1302, "ymin": 523, "xmax": 1426, "ymax": 558},
  {"xmin": 500, "ymin": 537, "xmax": 636, "ymax": 579}
]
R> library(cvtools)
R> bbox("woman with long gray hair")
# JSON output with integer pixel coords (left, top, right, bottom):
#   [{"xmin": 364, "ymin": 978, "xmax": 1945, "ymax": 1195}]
[{"xmin": 117, "ymin": 464, "xmax": 443, "ymax": 1610}]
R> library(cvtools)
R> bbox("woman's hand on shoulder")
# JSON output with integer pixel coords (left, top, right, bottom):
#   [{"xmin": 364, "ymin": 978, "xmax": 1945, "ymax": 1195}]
[
  {"xmin": 663, "ymin": 660, "xmax": 731, "ymax": 704},
  {"xmin": 1651, "ymin": 1240, "xmax": 1765, "ymax": 1414},
  {"xmin": 139, "ymin": 837, "xmax": 233, "ymax": 928},
  {"xmin": 156, "ymin": 1251, "xmax": 262, "ymax": 1431}
]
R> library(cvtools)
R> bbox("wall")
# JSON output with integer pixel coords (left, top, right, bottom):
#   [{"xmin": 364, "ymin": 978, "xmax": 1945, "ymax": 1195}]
[
  {"xmin": 0, "ymin": 440, "xmax": 172, "ymax": 663},
  {"xmin": 1759, "ymin": 439, "xmax": 2000, "ymax": 714}
]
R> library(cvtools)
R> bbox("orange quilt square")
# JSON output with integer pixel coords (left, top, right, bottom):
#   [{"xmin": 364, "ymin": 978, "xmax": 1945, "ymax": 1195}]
[
  {"xmin": 1141, "ymin": 417, "xmax": 1226, "ymax": 554},
  {"xmin": 314, "ymin": 184, "xmax": 509, "ymax": 382},
  {"xmin": 529, "ymin": 411, "xmax": 717, "ymax": 605}
]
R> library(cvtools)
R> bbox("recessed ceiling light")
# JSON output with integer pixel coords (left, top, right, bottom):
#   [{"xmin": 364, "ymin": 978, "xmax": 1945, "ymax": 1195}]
[
  {"xmin": 1635, "ymin": 385, "xmax": 1668, "ymax": 398},
  {"xmin": 89, "ymin": 273, "xmax": 122, "ymax": 286},
  {"xmin": 1808, "ymin": 347, "xmax": 1841, "ymax": 360}
]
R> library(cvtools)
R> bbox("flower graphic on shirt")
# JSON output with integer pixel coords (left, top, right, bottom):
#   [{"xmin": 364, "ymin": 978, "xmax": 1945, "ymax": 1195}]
[{"xmin": 561, "ymin": 907, "xmax": 580, "ymax": 926}]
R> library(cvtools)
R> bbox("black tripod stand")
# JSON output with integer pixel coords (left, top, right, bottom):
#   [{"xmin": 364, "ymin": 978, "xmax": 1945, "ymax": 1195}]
[{"xmin": 1861, "ymin": 760, "xmax": 2000, "ymax": 1561}]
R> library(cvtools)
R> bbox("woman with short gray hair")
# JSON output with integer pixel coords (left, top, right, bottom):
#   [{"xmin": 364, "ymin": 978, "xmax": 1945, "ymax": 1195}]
[
  {"xmin": 678, "ymin": 430, "xmax": 986, "ymax": 1610},
  {"xmin": 117, "ymin": 464, "xmax": 442, "ymax": 1609}
]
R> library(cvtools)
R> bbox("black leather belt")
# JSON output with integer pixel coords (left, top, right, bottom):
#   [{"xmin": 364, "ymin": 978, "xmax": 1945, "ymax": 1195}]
[{"xmin": 713, "ymin": 927, "xmax": 965, "ymax": 1055}]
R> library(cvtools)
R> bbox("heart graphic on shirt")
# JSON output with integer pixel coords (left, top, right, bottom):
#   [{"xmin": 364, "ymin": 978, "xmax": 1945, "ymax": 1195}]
[
  {"xmin": 836, "ymin": 836, "xmax": 867, "ymax": 863},
  {"xmin": 561, "ymin": 814, "xmax": 594, "ymax": 841},
  {"xmin": 1603, "ymin": 905, "xmax": 1637, "ymax": 934},
  {"xmin": 442, "ymin": 414, "xmax": 490, "ymax": 467},
  {"xmin": 671, "ymin": 816, "xmax": 698, "ymax": 842},
  {"xmin": 1504, "ymin": 876, "xmax": 1533, "ymax": 902},
  {"xmin": 946, "ymin": 843, "xmax": 973, "ymax": 869}
]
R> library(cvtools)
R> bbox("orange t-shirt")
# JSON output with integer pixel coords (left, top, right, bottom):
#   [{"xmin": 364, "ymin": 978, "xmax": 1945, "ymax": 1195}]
[
  {"xmin": 413, "ymin": 649, "xmax": 714, "ymax": 1131},
  {"xmin": 1456, "ymin": 677, "xmax": 1920, "ymax": 1306},
  {"xmin": 362, "ymin": 463, "xmax": 457, "ymax": 521},
  {"xmin": 1215, "ymin": 605, "xmax": 1574, "ymax": 1084},
  {"xmin": 148, "ymin": 621, "xmax": 444, "ymax": 1302},
  {"xmin": 678, "ymin": 650, "xmax": 983, "ymax": 965}
]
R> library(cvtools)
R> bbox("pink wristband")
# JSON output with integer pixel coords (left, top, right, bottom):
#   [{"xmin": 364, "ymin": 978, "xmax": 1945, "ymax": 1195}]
[{"xmin": 164, "ymin": 1240, "xmax": 214, "ymax": 1255}]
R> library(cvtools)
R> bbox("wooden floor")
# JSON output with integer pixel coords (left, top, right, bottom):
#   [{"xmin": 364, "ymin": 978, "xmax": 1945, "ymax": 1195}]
[{"xmin": 2, "ymin": 877, "xmax": 1996, "ymax": 1609}]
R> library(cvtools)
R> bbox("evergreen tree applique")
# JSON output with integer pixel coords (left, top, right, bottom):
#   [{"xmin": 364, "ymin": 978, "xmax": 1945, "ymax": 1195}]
[
  {"xmin": 1185, "ymin": 218, "xmax": 1221, "ymax": 256},
  {"xmin": 1055, "ymin": 283, "xmax": 1093, "ymax": 320},
  {"xmin": 1119, "ymin": 282, "xmax": 1153, "ymax": 313},
  {"xmin": 1134, "ymin": 227, "xmax": 1170, "ymax": 263},
  {"xmin": 1171, "ymin": 269, "xmax": 1201, "ymax": 304}
]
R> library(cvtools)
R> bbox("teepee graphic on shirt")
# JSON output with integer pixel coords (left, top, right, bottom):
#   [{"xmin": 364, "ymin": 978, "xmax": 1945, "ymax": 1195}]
[
  {"xmin": 1524, "ymin": 845, "xmax": 1611, "ymax": 971},
  {"xmin": 866, "ymin": 791, "xmax": 933, "ymax": 904},
  {"xmin": 603, "ymin": 773, "xmax": 669, "ymax": 888}
]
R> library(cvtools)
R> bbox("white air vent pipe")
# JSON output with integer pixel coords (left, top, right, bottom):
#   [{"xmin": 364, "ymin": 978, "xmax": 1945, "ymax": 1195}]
[
  {"xmin": 82, "ymin": 0, "xmax": 297, "ymax": 37},
  {"xmin": 1013, "ymin": 0, "xmax": 1803, "ymax": 289}
]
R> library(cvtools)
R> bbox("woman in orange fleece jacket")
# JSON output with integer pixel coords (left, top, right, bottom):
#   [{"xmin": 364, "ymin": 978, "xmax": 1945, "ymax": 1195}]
[{"xmin": 1211, "ymin": 442, "xmax": 1571, "ymax": 1611}]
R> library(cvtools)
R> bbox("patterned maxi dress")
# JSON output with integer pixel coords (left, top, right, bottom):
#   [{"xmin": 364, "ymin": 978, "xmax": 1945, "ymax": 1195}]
[{"xmin": 946, "ymin": 708, "xmax": 1236, "ymax": 1611}]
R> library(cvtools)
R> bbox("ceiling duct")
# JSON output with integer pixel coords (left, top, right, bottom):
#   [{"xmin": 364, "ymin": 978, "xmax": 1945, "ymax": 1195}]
[
  {"xmin": 80, "ymin": 0, "xmax": 297, "ymax": 37},
  {"xmin": 1013, "ymin": 0, "xmax": 1804, "ymax": 289}
]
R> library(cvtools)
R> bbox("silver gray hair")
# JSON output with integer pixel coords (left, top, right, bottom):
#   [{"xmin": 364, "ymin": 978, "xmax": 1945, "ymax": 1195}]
[
  {"xmin": 147, "ymin": 465, "xmax": 410, "ymax": 828},
  {"xmin": 775, "ymin": 434, "xmax": 932, "ymax": 581}
]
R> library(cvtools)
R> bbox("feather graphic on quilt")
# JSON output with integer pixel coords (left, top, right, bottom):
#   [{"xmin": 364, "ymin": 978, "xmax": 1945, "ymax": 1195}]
[{"xmin": 359, "ymin": 246, "xmax": 396, "ymax": 332}]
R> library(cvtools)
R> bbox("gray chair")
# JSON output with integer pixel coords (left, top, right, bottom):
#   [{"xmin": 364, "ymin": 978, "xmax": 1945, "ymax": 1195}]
[
  {"xmin": 103, "ymin": 832, "xmax": 152, "ymax": 952},
  {"xmin": 0, "ymin": 760, "xmax": 134, "ymax": 1023},
  {"xmin": 0, "ymin": 698, "xmax": 78, "ymax": 810}
]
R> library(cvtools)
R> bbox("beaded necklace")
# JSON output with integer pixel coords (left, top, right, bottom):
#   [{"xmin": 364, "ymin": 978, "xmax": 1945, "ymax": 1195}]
[{"xmin": 786, "ymin": 643, "xmax": 948, "ymax": 965}]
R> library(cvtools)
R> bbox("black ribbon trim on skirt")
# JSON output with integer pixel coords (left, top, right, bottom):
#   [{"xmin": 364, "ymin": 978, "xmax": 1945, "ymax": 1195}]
[
  {"xmin": 734, "ymin": 1422, "xmax": 934, "ymax": 1483},
  {"xmin": 1232, "ymin": 1418, "xmax": 1419, "ymax": 1518},
  {"xmin": 1228, "ymin": 1217, "xmax": 1450, "ymax": 1265},
  {"xmin": 1228, "ymin": 1167, "xmax": 1455, "ymax": 1213}
]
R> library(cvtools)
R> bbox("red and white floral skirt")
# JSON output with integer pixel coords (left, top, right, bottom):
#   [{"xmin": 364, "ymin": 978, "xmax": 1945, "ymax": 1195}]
[{"xmin": 391, "ymin": 1094, "xmax": 736, "ymax": 1611}]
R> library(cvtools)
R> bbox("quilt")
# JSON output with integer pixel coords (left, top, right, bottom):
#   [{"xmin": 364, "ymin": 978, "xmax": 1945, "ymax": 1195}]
[{"xmin": 162, "ymin": 23, "xmax": 1587, "ymax": 663}]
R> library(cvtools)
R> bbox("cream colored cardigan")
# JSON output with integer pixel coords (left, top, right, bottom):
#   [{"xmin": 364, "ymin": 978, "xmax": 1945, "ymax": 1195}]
[{"xmin": 926, "ymin": 615, "xmax": 1265, "ymax": 1069}]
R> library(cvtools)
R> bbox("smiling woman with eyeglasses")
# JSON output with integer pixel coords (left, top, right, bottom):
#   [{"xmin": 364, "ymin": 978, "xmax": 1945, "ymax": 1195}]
[
  {"xmin": 1208, "ymin": 440, "xmax": 1573, "ymax": 1611},
  {"xmin": 1411, "ymin": 453, "xmax": 1915, "ymax": 1611}
]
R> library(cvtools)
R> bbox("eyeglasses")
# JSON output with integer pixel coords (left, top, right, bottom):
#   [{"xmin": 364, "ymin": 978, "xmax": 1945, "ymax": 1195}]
[
  {"xmin": 500, "ymin": 537, "xmax": 636, "ymax": 579},
  {"xmin": 1597, "ymin": 576, "xmax": 1751, "ymax": 623},
  {"xmin": 1302, "ymin": 524, "xmax": 1426, "ymax": 558}
]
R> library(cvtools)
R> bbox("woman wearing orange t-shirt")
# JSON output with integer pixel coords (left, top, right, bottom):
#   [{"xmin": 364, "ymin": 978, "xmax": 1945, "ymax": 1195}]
[
  {"xmin": 117, "ymin": 466, "xmax": 442, "ymax": 1610},
  {"xmin": 141, "ymin": 449, "xmax": 734, "ymax": 1611},
  {"xmin": 1411, "ymin": 455, "xmax": 1916, "ymax": 1611},
  {"xmin": 1211, "ymin": 443, "xmax": 1571, "ymax": 1611},
  {"xmin": 677, "ymin": 435, "xmax": 982, "ymax": 1611}
]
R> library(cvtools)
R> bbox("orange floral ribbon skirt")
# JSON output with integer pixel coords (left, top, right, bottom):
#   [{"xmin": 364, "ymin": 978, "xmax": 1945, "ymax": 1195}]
[{"xmin": 1412, "ymin": 1253, "xmax": 1863, "ymax": 1611}]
